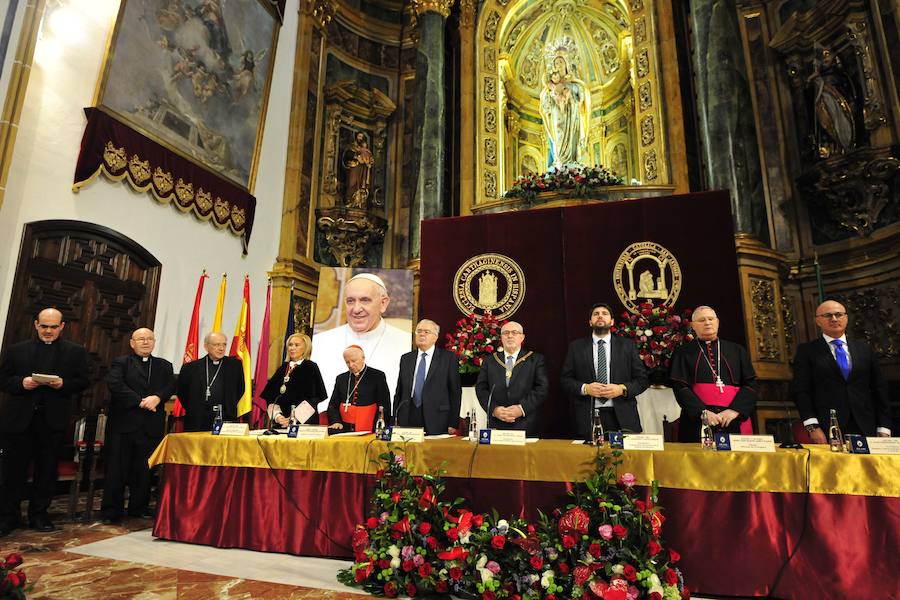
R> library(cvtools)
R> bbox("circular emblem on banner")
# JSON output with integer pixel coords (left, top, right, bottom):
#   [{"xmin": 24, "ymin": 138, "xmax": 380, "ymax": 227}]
[
  {"xmin": 613, "ymin": 241, "xmax": 682, "ymax": 314},
  {"xmin": 453, "ymin": 253, "xmax": 526, "ymax": 319}
]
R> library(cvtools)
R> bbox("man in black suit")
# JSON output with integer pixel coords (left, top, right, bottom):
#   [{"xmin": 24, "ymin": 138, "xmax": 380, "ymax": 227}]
[
  {"xmin": 561, "ymin": 302, "xmax": 649, "ymax": 439},
  {"xmin": 100, "ymin": 328, "xmax": 175, "ymax": 524},
  {"xmin": 327, "ymin": 346, "xmax": 391, "ymax": 432},
  {"xmin": 475, "ymin": 321, "xmax": 549, "ymax": 436},
  {"xmin": 394, "ymin": 319, "xmax": 462, "ymax": 435},
  {"xmin": 0, "ymin": 308, "xmax": 89, "ymax": 535},
  {"xmin": 176, "ymin": 332, "xmax": 244, "ymax": 432},
  {"xmin": 793, "ymin": 299, "xmax": 891, "ymax": 442}
]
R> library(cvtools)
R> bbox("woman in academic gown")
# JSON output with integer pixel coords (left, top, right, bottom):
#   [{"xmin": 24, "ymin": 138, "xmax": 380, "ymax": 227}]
[{"xmin": 260, "ymin": 333, "xmax": 328, "ymax": 426}]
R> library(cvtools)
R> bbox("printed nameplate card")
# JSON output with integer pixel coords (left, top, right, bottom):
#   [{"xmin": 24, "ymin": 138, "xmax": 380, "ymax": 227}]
[
  {"xmin": 726, "ymin": 434, "xmax": 776, "ymax": 453},
  {"xmin": 622, "ymin": 434, "xmax": 664, "ymax": 451},
  {"xmin": 216, "ymin": 423, "xmax": 249, "ymax": 436},
  {"xmin": 391, "ymin": 427, "xmax": 425, "ymax": 443},
  {"xmin": 866, "ymin": 437, "xmax": 900, "ymax": 455},
  {"xmin": 291, "ymin": 425, "xmax": 328, "ymax": 440},
  {"xmin": 480, "ymin": 429, "xmax": 526, "ymax": 446}
]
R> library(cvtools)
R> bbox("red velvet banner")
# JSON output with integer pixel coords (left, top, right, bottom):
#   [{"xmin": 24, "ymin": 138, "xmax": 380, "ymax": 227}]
[{"xmin": 420, "ymin": 192, "xmax": 744, "ymax": 438}]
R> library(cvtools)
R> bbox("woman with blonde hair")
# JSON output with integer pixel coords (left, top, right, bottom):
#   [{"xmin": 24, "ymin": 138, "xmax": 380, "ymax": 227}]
[{"xmin": 260, "ymin": 333, "xmax": 328, "ymax": 426}]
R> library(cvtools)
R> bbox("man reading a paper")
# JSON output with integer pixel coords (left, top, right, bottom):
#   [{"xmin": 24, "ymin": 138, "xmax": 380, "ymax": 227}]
[
  {"xmin": 669, "ymin": 306, "xmax": 758, "ymax": 442},
  {"xmin": 327, "ymin": 346, "xmax": 390, "ymax": 433},
  {"xmin": 0, "ymin": 308, "xmax": 89, "ymax": 535}
]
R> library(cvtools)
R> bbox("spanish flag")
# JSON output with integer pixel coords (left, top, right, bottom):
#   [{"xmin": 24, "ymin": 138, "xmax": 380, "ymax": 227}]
[{"xmin": 230, "ymin": 276, "xmax": 252, "ymax": 418}]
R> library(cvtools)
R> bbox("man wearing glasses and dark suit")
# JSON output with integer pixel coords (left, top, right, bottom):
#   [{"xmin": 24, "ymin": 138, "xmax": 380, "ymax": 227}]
[{"xmin": 792, "ymin": 299, "xmax": 892, "ymax": 442}]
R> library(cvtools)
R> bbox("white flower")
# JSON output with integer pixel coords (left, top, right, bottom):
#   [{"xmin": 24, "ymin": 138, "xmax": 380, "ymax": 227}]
[
  {"xmin": 611, "ymin": 564, "xmax": 624, "ymax": 575},
  {"xmin": 648, "ymin": 574, "xmax": 663, "ymax": 596},
  {"xmin": 390, "ymin": 557, "xmax": 400, "ymax": 569},
  {"xmin": 644, "ymin": 329, "xmax": 653, "ymax": 336},
  {"xmin": 387, "ymin": 545, "xmax": 400, "ymax": 558},
  {"xmin": 541, "ymin": 570, "xmax": 555, "ymax": 589},
  {"xmin": 475, "ymin": 555, "xmax": 493, "ymax": 582},
  {"xmin": 497, "ymin": 519, "xmax": 509, "ymax": 533}
]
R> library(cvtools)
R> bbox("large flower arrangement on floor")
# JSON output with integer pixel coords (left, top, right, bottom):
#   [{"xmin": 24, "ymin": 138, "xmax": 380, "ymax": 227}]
[
  {"xmin": 613, "ymin": 303, "xmax": 694, "ymax": 375},
  {"xmin": 338, "ymin": 448, "xmax": 688, "ymax": 599},
  {"xmin": 503, "ymin": 165, "xmax": 626, "ymax": 203},
  {"xmin": 444, "ymin": 312, "xmax": 506, "ymax": 375},
  {"xmin": 0, "ymin": 552, "xmax": 28, "ymax": 600}
]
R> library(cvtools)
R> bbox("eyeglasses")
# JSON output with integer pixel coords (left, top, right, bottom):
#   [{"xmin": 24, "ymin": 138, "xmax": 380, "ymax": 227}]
[
  {"xmin": 415, "ymin": 329, "xmax": 436, "ymax": 335},
  {"xmin": 816, "ymin": 312, "xmax": 847, "ymax": 320},
  {"xmin": 501, "ymin": 330, "xmax": 523, "ymax": 336},
  {"xmin": 132, "ymin": 337, "xmax": 155, "ymax": 343},
  {"xmin": 37, "ymin": 324, "xmax": 61, "ymax": 330}
]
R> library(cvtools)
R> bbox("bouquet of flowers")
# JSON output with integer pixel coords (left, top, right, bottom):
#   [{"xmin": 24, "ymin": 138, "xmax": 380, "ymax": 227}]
[
  {"xmin": 613, "ymin": 303, "xmax": 694, "ymax": 375},
  {"xmin": 444, "ymin": 312, "xmax": 505, "ymax": 375},
  {"xmin": 1, "ymin": 552, "xmax": 28, "ymax": 600},
  {"xmin": 503, "ymin": 165, "xmax": 625, "ymax": 203}
]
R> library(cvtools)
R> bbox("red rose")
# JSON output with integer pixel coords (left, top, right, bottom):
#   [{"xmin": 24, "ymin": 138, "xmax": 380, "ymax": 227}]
[
  {"xmin": 634, "ymin": 500, "xmax": 646, "ymax": 513},
  {"xmin": 402, "ymin": 559, "xmax": 415, "ymax": 572},
  {"xmin": 473, "ymin": 514, "xmax": 484, "ymax": 527},
  {"xmin": 406, "ymin": 582, "xmax": 417, "ymax": 597},
  {"xmin": 375, "ymin": 469, "xmax": 384, "ymax": 478},
  {"xmin": 426, "ymin": 536, "xmax": 440, "ymax": 550},
  {"xmin": 366, "ymin": 517, "xmax": 379, "ymax": 529},
  {"xmin": 606, "ymin": 589, "xmax": 627, "ymax": 600},
  {"xmin": 588, "ymin": 543, "xmax": 602, "ymax": 558},
  {"xmin": 650, "ymin": 593, "xmax": 662, "ymax": 600},
  {"xmin": 612, "ymin": 524, "xmax": 627, "ymax": 539},
  {"xmin": 491, "ymin": 535, "xmax": 506, "ymax": 549},
  {"xmin": 5, "ymin": 572, "xmax": 21, "ymax": 587},
  {"xmin": 379, "ymin": 559, "xmax": 390, "ymax": 569},
  {"xmin": 666, "ymin": 568, "xmax": 679, "ymax": 585},
  {"xmin": 391, "ymin": 491, "xmax": 401, "ymax": 503},
  {"xmin": 418, "ymin": 522, "xmax": 432, "ymax": 535},
  {"xmin": 558, "ymin": 562, "xmax": 570, "ymax": 574},
  {"xmin": 354, "ymin": 567, "xmax": 368, "ymax": 583},
  {"xmin": 648, "ymin": 540, "xmax": 661, "ymax": 556},
  {"xmin": 483, "ymin": 592, "xmax": 496, "ymax": 600},
  {"xmin": 669, "ymin": 548, "xmax": 681, "ymax": 563},
  {"xmin": 447, "ymin": 527, "xmax": 459, "ymax": 541},
  {"xmin": 435, "ymin": 580, "xmax": 448, "ymax": 592},
  {"xmin": 562, "ymin": 534, "xmax": 576, "ymax": 549},
  {"xmin": 4, "ymin": 553, "xmax": 23, "ymax": 569},
  {"xmin": 450, "ymin": 567, "xmax": 463, "ymax": 580},
  {"xmin": 623, "ymin": 564, "xmax": 637, "ymax": 581},
  {"xmin": 529, "ymin": 556, "xmax": 543, "ymax": 570},
  {"xmin": 384, "ymin": 582, "xmax": 398, "ymax": 597},
  {"xmin": 573, "ymin": 565, "xmax": 591, "ymax": 585},
  {"xmin": 418, "ymin": 562, "xmax": 432, "ymax": 577},
  {"xmin": 547, "ymin": 595, "xmax": 556, "ymax": 600}
]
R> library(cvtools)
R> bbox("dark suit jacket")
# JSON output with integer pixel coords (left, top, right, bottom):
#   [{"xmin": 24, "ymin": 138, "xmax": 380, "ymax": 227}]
[
  {"xmin": 0, "ymin": 338, "xmax": 90, "ymax": 432},
  {"xmin": 327, "ymin": 366, "xmax": 391, "ymax": 432},
  {"xmin": 176, "ymin": 355, "xmax": 244, "ymax": 432},
  {"xmin": 106, "ymin": 354, "xmax": 176, "ymax": 438},
  {"xmin": 560, "ymin": 335, "xmax": 649, "ymax": 438},
  {"xmin": 792, "ymin": 337, "xmax": 891, "ymax": 436},
  {"xmin": 259, "ymin": 360, "xmax": 328, "ymax": 425},
  {"xmin": 394, "ymin": 347, "xmax": 462, "ymax": 434},
  {"xmin": 475, "ymin": 350, "xmax": 549, "ymax": 436}
]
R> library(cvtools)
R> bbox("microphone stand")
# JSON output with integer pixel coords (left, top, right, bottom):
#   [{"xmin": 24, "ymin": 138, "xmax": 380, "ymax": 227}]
[
  {"xmin": 778, "ymin": 397, "xmax": 803, "ymax": 449},
  {"xmin": 263, "ymin": 394, "xmax": 284, "ymax": 436}
]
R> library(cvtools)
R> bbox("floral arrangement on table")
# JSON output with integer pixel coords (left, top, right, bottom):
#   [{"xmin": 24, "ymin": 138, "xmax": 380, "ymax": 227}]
[
  {"xmin": 503, "ymin": 165, "xmax": 626, "ymax": 203},
  {"xmin": 0, "ymin": 552, "xmax": 29, "ymax": 600},
  {"xmin": 338, "ymin": 448, "xmax": 689, "ymax": 599},
  {"xmin": 444, "ymin": 312, "xmax": 506, "ymax": 376},
  {"xmin": 613, "ymin": 302, "xmax": 694, "ymax": 377}
]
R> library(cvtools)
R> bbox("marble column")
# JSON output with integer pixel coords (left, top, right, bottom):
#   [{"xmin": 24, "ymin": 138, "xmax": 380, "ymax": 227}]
[
  {"xmin": 408, "ymin": 0, "xmax": 454, "ymax": 261},
  {"xmin": 689, "ymin": 0, "xmax": 768, "ymax": 242}
]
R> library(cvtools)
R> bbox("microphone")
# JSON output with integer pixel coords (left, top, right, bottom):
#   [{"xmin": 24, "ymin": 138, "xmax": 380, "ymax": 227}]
[
  {"xmin": 778, "ymin": 396, "xmax": 803, "ymax": 449},
  {"xmin": 263, "ymin": 394, "xmax": 284, "ymax": 436},
  {"xmin": 483, "ymin": 384, "xmax": 496, "ymax": 430}
]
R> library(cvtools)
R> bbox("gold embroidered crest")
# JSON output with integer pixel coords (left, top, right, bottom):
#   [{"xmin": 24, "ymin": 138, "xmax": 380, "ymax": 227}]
[
  {"xmin": 128, "ymin": 155, "xmax": 151, "ymax": 184},
  {"xmin": 152, "ymin": 167, "xmax": 173, "ymax": 195},
  {"xmin": 103, "ymin": 142, "xmax": 127, "ymax": 172},
  {"xmin": 453, "ymin": 253, "xmax": 525, "ymax": 319},
  {"xmin": 213, "ymin": 198, "xmax": 230, "ymax": 221},
  {"xmin": 175, "ymin": 179, "xmax": 194, "ymax": 206},
  {"xmin": 195, "ymin": 188, "xmax": 213, "ymax": 212},
  {"xmin": 613, "ymin": 241, "xmax": 682, "ymax": 314}
]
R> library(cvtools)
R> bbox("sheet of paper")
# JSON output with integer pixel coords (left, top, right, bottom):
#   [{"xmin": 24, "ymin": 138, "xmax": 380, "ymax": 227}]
[{"xmin": 295, "ymin": 401, "xmax": 316, "ymax": 424}]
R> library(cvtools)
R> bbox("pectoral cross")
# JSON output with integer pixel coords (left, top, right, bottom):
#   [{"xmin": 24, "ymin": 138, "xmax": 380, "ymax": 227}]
[
  {"xmin": 715, "ymin": 377, "xmax": 724, "ymax": 393},
  {"xmin": 205, "ymin": 386, "xmax": 212, "ymax": 398}
]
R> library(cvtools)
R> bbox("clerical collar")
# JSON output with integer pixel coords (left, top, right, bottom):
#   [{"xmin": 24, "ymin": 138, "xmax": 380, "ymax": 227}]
[
  {"xmin": 208, "ymin": 355, "xmax": 221, "ymax": 365},
  {"xmin": 141, "ymin": 356, "xmax": 150, "ymax": 362}
]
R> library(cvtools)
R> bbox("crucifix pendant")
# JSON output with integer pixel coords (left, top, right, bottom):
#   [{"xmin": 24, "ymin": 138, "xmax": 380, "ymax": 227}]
[
  {"xmin": 205, "ymin": 387, "xmax": 212, "ymax": 398},
  {"xmin": 715, "ymin": 377, "xmax": 724, "ymax": 393}
]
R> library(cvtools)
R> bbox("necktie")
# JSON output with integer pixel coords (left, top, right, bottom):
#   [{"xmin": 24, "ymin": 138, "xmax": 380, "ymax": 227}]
[
  {"xmin": 413, "ymin": 352, "xmax": 427, "ymax": 407},
  {"xmin": 596, "ymin": 339, "xmax": 608, "ymax": 384},
  {"xmin": 832, "ymin": 339, "xmax": 850, "ymax": 380},
  {"xmin": 505, "ymin": 355, "xmax": 514, "ymax": 387}
]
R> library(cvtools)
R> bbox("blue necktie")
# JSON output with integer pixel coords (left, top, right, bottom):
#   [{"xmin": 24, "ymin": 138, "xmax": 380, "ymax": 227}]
[
  {"xmin": 832, "ymin": 339, "xmax": 850, "ymax": 380},
  {"xmin": 413, "ymin": 352, "xmax": 427, "ymax": 407},
  {"xmin": 505, "ymin": 355, "xmax": 514, "ymax": 387}
]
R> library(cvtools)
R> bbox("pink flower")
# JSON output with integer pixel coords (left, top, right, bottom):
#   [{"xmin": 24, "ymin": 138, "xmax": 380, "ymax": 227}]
[
  {"xmin": 620, "ymin": 473, "xmax": 636, "ymax": 487},
  {"xmin": 598, "ymin": 524, "xmax": 613, "ymax": 540}
]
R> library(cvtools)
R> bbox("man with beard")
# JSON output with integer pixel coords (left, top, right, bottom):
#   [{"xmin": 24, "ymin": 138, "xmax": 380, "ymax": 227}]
[{"xmin": 561, "ymin": 302, "xmax": 649, "ymax": 439}]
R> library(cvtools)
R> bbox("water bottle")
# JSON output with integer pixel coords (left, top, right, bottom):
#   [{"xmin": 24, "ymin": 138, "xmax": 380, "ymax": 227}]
[
  {"xmin": 289, "ymin": 404, "xmax": 297, "ymax": 427},
  {"xmin": 213, "ymin": 404, "xmax": 223, "ymax": 432},
  {"xmin": 468, "ymin": 408, "xmax": 478, "ymax": 443},
  {"xmin": 701, "ymin": 410, "xmax": 715, "ymax": 450},
  {"xmin": 828, "ymin": 409, "xmax": 844, "ymax": 453},
  {"xmin": 375, "ymin": 406, "xmax": 386, "ymax": 439}
]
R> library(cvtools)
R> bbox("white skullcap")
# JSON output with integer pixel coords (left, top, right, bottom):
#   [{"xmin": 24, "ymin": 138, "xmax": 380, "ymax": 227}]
[{"xmin": 348, "ymin": 272, "xmax": 388, "ymax": 292}]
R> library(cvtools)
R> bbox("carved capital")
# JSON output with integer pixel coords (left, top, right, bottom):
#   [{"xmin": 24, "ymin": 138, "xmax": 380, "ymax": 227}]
[
  {"xmin": 316, "ymin": 207, "xmax": 387, "ymax": 267},
  {"xmin": 411, "ymin": 0, "xmax": 454, "ymax": 18},
  {"xmin": 302, "ymin": 0, "xmax": 335, "ymax": 31},
  {"xmin": 459, "ymin": 0, "xmax": 475, "ymax": 28}
]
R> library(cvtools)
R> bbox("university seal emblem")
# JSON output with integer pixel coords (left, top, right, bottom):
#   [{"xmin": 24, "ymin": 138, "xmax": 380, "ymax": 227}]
[
  {"xmin": 453, "ymin": 253, "xmax": 525, "ymax": 319},
  {"xmin": 613, "ymin": 241, "xmax": 682, "ymax": 313}
]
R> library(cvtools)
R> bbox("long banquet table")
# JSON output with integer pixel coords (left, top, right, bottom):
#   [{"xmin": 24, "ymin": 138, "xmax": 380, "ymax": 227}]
[{"xmin": 148, "ymin": 433, "xmax": 900, "ymax": 598}]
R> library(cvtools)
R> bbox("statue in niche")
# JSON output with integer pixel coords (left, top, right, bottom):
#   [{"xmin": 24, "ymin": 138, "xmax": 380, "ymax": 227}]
[
  {"xmin": 539, "ymin": 36, "xmax": 591, "ymax": 169},
  {"xmin": 611, "ymin": 143, "xmax": 628, "ymax": 179},
  {"xmin": 342, "ymin": 131, "xmax": 374, "ymax": 209},
  {"xmin": 806, "ymin": 48, "xmax": 856, "ymax": 157}
]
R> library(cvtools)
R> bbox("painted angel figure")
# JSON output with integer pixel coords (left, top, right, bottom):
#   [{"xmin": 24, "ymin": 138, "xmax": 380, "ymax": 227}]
[{"xmin": 539, "ymin": 37, "xmax": 591, "ymax": 169}]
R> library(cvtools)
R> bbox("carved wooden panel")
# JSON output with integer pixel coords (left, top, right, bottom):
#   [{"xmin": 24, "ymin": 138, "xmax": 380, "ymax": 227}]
[{"xmin": 2, "ymin": 221, "xmax": 161, "ymax": 416}]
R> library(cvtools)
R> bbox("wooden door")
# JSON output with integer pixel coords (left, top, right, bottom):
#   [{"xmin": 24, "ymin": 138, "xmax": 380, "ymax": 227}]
[{"xmin": 1, "ymin": 220, "xmax": 161, "ymax": 415}]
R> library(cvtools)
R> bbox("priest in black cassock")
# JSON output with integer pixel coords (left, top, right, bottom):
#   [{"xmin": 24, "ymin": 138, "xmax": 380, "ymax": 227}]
[
  {"xmin": 669, "ymin": 306, "xmax": 758, "ymax": 442},
  {"xmin": 176, "ymin": 331, "xmax": 244, "ymax": 432},
  {"xmin": 327, "ymin": 345, "xmax": 390, "ymax": 432}
]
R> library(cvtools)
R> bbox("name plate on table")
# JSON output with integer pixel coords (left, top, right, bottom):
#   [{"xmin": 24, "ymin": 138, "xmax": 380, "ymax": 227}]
[
  {"xmin": 289, "ymin": 425, "xmax": 328, "ymax": 440},
  {"xmin": 479, "ymin": 429, "xmax": 526, "ymax": 446},
  {"xmin": 865, "ymin": 437, "xmax": 900, "ymax": 455},
  {"xmin": 391, "ymin": 427, "xmax": 425, "ymax": 442},
  {"xmin": 622, "ymin": 434, "xmax": 664, "ymax": 451},
  {"xmin": 214, "ymin": 423, "xmax": 249, "ymax": 436},
  {"xmin": 718, "ymin": 434, "xmax": 776, "ymax": 453}
]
